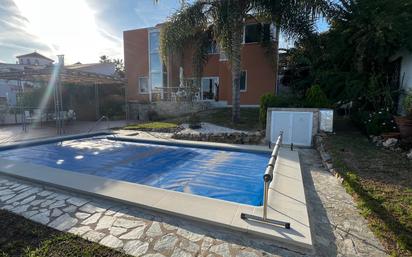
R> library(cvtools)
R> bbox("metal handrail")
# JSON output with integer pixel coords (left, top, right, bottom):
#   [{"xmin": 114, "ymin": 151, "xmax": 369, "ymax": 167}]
[
  {"xmin": 241, "ymin": 131, "xmax": 290, "ymax": 229},
  {"xmin": 87, "ymin": 115, "xmax": 110, "ymax": 133}
]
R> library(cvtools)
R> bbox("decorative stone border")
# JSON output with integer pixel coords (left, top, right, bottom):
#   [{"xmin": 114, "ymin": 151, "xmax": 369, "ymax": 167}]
[
  {"xmin": 313, "ymin": 133, "xmax": 344, "ymax": 183},
  {"xmin": 172, "ymin": 131, "xmax": 264, "ymax": 145}
]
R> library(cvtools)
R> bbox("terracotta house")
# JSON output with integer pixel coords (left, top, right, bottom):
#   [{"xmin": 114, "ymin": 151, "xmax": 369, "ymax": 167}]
[{"xmin": 124, "ymin": 20, "xmax": 276, "ymax": 107}]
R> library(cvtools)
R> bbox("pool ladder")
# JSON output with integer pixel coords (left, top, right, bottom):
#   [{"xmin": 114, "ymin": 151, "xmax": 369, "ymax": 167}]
[
  {"xmin": 88, "ymin": 115, "xmax": 110, "ymax": 133},
  {"xmin": 240, "ymin": 131, "xmax": 291, "ymax": 229}
]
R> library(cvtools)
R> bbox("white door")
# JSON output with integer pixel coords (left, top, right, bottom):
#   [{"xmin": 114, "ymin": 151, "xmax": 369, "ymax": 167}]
[{"xmin": 270, "ymin": 111, "xmax": 313, "ymax": 146}]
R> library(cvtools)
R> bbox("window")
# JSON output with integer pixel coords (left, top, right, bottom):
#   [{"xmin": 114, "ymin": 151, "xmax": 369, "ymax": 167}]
[
  {"xmin": 240, "ymin": 71, "xmax": 247, "ymax": 91},
  {"xmin": 26, "ymin": 59, "xmax": 31, "ymax": 65},
  {"xmin": 138, "ymin": 77, "xmax": 149, "ymax": 94},
  {"xmin": 244, "ymin": 23, "xmax": 271, "ymax": 43},
  {"xmin": 207, "ymin": 40, "xmax": 219, "ymax": 54},
  {"xmin": 149, "ymin": 30, "xmax": 164, "ymax": 92}
]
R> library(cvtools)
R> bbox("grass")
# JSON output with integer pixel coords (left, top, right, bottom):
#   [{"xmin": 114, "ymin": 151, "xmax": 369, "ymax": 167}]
[
  {"xmin": 123, "ymin": 121, "xmax": 178, "ymax": 130},
  {"xmin": 324, "ymin": 126, "xmax": 412, "ymax": 257},
  {"xmin": 168, "ymin": 108, "xmax": 262, "ymax": 131},
  {"xmin": 0, "ymin": 210, "xmax": 129, "ymax": 257}
]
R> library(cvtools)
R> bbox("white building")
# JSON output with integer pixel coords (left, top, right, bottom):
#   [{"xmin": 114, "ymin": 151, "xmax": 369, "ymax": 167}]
[{"xmin": 16, "ymin": 52, "xmax": 54, "ymax": 66}]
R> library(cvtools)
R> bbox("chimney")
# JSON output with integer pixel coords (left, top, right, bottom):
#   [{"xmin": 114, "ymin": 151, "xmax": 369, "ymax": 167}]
[{"xmin": 57, "ymin": 55, "xmax": 64, "ymax": 67}]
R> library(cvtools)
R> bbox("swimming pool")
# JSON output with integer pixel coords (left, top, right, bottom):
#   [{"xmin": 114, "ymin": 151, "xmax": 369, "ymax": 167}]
[{"xmin": 0, "ymin": 136, "xmax": 270, "ymax": 206}]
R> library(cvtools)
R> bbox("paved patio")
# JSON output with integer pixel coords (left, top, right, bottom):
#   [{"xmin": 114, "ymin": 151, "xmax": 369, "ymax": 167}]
[{"xmin": 0, "ymin": 125, "xmax": 387, "ymax": 256}]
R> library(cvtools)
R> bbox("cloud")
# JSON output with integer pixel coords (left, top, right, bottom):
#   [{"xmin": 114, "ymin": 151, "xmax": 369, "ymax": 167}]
[{"xmin": 4, "ymin": 0, "xmax": 122, "ymax": 64}]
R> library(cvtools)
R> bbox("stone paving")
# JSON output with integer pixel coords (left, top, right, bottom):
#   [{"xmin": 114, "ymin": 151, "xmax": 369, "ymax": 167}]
[{"xmin": 0, "ymin": 146, "xmax": 388, "ymax": 256}]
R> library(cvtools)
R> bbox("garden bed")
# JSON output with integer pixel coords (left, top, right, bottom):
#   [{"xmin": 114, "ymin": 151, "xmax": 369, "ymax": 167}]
[{"xmin": 123, "ymin": 122, "xmax": 182, "ymax": 133}]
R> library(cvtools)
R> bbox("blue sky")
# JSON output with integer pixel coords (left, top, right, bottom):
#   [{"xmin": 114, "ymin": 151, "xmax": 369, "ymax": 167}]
[{"xmin": 0, "ymin": 0, "xmax": 328, "ymax": 64}]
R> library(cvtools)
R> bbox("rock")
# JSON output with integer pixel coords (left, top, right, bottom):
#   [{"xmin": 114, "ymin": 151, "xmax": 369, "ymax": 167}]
[
  {"xmin": 84, "ymin": 230, "xmax": 106, "ymax": 242},
  {"xmin": 75, "ymin": 212, "xmax": 91, "ymax": 220},
  {"xmin": 114, "ymin": 218, "xmax": 145, "ymax": 229},
  {"xmin": 109, "ymin": 226, "xmax": 127, "ymax": 236},
  {"xmin": 123, "ymin": 240, "xmax": 149, "ymax": 256},
  {"xmin": 12, "ymin": 204, "xmax": 30, "ymax": 214},
  {"xmin": 49, "ymin": 214, "xmax": 78, "ymax": 231},
  {"xmin": 180, "ymin": 239, "xmax": 200, "ymax": 253},
  {"xmin": 22, "ymin": 210, "xmax": 39, "ymax": 218},
  {"xmin": 171, "ymin": 248, "xmax": 192, "ymax": 257},
  {"xmin": 209, "ymin": 243, "xmax": 231, "ymax": 257},
  {"xmin": 40, "ymin": 199, "xmax": 55, "ymax": 208},
  {"xmin": 68, "ymin": 226, "xmax": 92, "ymax": 236},
  {"xmin": 52, "ymin": 194, "xmax": 69, "ymax": 201},
  {"xmin": 143, "ymin": 254, "xmax": 166, "ymax": 257},
  {"xmin": 119, "ymin": 226, "xmax": 146, "ymax": 239},
  {"xmin": 407, "ymin": 149, "xmax": 412, "ymax": 160},
  {"xmin": 62, "ymin": 205, "xmax": 77, "ymax": 213},
  {"xmin": 154, "ymin": 234, "xmax": 179, "ymax": 253},
  {"xmin": 146, "ymin": 222, "xmax": 163, "ymax": 237},
  {"xmin": 38, "ymin": 190, "xmax": 53, "ymax": 197},
  {"xmin": 6, "ymin": 188, "xmax": 40, "ymax": 204},
  {"xmin": 0, "ymin": 189, "xmax": 14, "ymax": 196},
  {"xmin": 30, "ymin": 199, "xmax": 46, "ymax": 206},
  {"xmin": 81, "ymin": 213, "xmax": 102, "ymax": 225},
  {"xmin": 79, "ymin": 203, "xmax": 107, "ymax": 213},
  {"xmin": 48, "ymin": 200, "xmax": 66, "ymax": 209},
  {"xmin": 0, "ymin": 193, "xmax": 15, "ymax": 202},
  {"xmin": 95, "ymin": 216, "xmax": 116, "ymax": 230},
  {"xmin": 100, "ymin": 235, "xmax": 123, "ymax": 249},
  {"xmin": 31, "ymin": 212, "xmax": 50, "ymax": 225},
  {"xmin": 51, "ymin": 209, "xmax": 63, "ymax": 217},
  {"xmin": 66, "ymin": 197, "xmax": 88, "ymax": 207},
  {"xmin": 382, "ymin": 138, "xmax": 398, "ymax": 148},
  {"xmin": 176, "ymin": 228, "xmax": 204, "ymax": 242},
  {"xmin": 236, "ymin": 250, "xmax": 259, "ymax": 257},
  {"xmin": 201, "ymin": 237, "xmax": 214, "ymax": 252}
]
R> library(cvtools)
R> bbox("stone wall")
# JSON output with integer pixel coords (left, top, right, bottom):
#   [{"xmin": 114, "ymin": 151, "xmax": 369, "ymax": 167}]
[
  {"xmin": 172, "ymin": 131, "xmax": 264, "ymax": 145},
  {"xmin": 128, "ymin": 101, "xmax": 215, "ymax": 121}
]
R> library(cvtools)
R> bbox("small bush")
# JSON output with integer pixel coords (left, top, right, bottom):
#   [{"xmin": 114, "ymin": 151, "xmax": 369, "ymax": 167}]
[
  {"xmin": 352, "ymin": 108, "xmax": 398, "ymax": 135},
  {"xmin": 188, "ymin": 113, "xmax": 201, "ymax": 129},
  {"xmin": 147, "ymin": 110, "xmax": 160, "ymax": 121},
  {"xmin": 403, "ymin": 91, "xmax": 412, "ymax": 116},
  {"xmin": 259, "ymin": 94, "xmax": 304, "ymax": 126},
  {"xmin": 304, "ymin": 84, "xmax": 330, "ymax": 108}
]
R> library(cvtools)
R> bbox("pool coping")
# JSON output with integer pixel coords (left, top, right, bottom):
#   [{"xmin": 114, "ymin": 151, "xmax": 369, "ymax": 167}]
[{"xmin": 0, "ymin": 134, "xmax": 312, "ymax": 253}]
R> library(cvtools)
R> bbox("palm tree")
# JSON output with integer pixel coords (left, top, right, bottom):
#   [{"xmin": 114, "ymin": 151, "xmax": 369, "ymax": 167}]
[
  {"xmin": 159, "ymin": 0, "xmax": 329, "ymax": 122},
  {"xmin": 160, "ymin": 0, "xmax": 251, "ymax": 123}
]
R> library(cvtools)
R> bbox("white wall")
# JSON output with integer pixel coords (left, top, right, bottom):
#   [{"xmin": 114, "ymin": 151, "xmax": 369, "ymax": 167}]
[{"xmin": 17, "ymin": 57, "xmax": 53, "ymax": 66}]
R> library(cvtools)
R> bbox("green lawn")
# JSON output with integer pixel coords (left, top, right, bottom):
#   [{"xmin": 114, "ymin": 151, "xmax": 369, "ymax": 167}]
[
  {"xmin": 123, "ymin": 121, "xmax": 178, "ymax": 131},
  {"xmin": 324, "ymin": 129, "xmax": 412, "ymax": 257},
  {"xmin": 168, "ymin": 108, "xmax": 261, "ymax": 131},
  {"xmin": 0, "ymin": 210, "xmax": 129, "ymax": 257}
]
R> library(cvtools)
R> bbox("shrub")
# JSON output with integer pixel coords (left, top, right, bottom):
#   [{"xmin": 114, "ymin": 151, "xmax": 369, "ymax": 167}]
[
  {"xmin": 403, "ymin": 91, "xmax": 412, "ymax": 116},
  {"xmin": 259, "ymin": 94, "xmax": 304, "ymax": 126},
  {"xmin": 147, "ymin": 110, "xmax": 160, "ymax": 121},
  {"xmin": 188, "ymin": 113, "xmax": 201, "ymax": 129},
  {"xmin": 304, "ymin": 84, "xmax": 330, "ymax": 108},
  {"xmin": 352, "ymin": 108, "xmax": 398, "ymax": 135}
]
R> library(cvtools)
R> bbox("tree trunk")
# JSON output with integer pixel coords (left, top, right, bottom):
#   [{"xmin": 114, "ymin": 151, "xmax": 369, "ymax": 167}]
[
  {"xmin": 273, "ymin": 23, "xmax": 281, "ymax": 95},
  {"xmin": 231, "ymin": 29, "xmax": 242, "ymax": 123}
]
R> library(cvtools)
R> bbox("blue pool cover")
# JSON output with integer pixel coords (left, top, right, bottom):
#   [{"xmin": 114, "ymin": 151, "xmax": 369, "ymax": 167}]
[{"xmin": 0, "ymin": 137, "xmax": 270, "ymax": 206}]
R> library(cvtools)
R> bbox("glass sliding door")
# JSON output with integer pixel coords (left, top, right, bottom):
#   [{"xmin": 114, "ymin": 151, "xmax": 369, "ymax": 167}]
[{"xmin": 200, "ymin": 77, "xmax": 218, "ymax": 101}]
